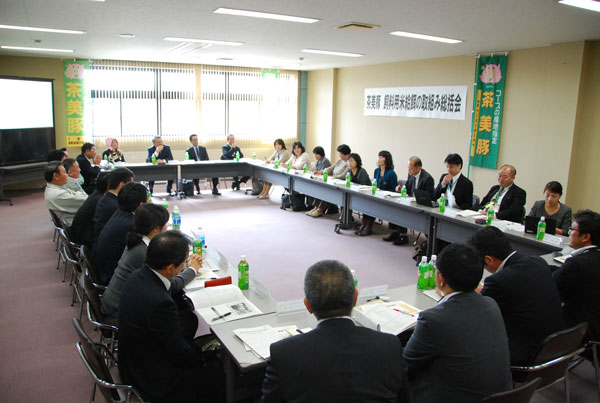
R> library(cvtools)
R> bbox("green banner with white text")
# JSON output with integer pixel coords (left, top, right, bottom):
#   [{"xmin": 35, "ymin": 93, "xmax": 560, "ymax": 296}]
[
  {"xmin": 63, "ymin": 60, "xmax": 89, "ymax": 148},
  {"xmin": 469, "ymin": 54, "xmax": 507, "ymax": 169}
]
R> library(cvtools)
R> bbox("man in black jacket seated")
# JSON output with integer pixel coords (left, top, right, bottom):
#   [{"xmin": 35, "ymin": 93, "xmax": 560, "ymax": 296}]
[
  {"xmin": 553, "ymin": 209, "xmax": 600, "ymax": 345},
  {"xmin": 477, "ymin": 164, "xmax": 526, "ymax": 223},
  {"xmin": 94, "ymin": 182, "xmax": 147, "ymax": 285},
  {"xmin": 185, "ymin": 134, "xmax": 220, "ymax": 195},
  {"xmin": 468, "ymin": 226, "xmax": 564, "ymax": 365},
  {"xmin": 146, "ymin": 135, "xmax": 174, "ymax": 195},
  {"xmin": 119, "ymin": 230, "xmax": 224, "ymax": 403},
  {"xmin": 261, "ymin": 260, "xmax": 410, "ymax": 403},
  {"xmin": 69, "ymin": 172, "xmax": 109, "ymax": 248},
  {"xmin": 93, "ymin": 168, "xmax": 135, "ymax": 243},
  {"xmin": 76, "ymin": 142, "xmax": 101, "ymax": 194},
  {"xmin": 222, "ymin": 134, "xmax": 250, "ymax": 190},
  {"xmin": 433, "ymin": 153, "xmax": 473, "ymax": 210}
]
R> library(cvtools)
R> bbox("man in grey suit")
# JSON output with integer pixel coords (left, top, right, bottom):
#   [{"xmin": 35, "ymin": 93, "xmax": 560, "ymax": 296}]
[
  {"xmin": 261, "ymin": 260, "xmax": 410, "ymax": 403},
  {"xmin": 404, "ymin": 243, "xmax": 511, "ymax": 403}
]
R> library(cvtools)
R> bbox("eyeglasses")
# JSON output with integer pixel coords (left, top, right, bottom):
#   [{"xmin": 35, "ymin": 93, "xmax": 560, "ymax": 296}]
[{"xmin": 568, "ymin": 227, "xmax": 579, "ymax": 233}]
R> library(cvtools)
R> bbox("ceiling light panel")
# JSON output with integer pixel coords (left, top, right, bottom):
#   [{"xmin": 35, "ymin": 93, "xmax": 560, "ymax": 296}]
[
  {"xmin": 164, "ymin": 37, "xmax": 243, "ymax": 46},
  {"xmin": 558, "ymin": 0, "xmax": 600, "ymax": 12},
  {"xmin": 390, "ymin": 30, "xmax": 462, "ymax": 44},
  {"xmin": 214, "ymin": 7, "xmax": 319, "ymax": 23},
  {"xmin": 302, "ymin": 49, "xmax": 363, "ymax": 58},
  {"xmin": 0, "ymin": 45, "xmax": 74, "ymax": 52},
  {"xmin": 0, "ymin": 24, "xmax": 85, "ymax": 35}
]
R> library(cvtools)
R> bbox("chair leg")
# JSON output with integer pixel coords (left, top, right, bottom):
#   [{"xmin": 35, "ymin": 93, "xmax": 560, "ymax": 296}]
[
  {"xmin": 90, "ymin": 381, "xmax": 96, "ymax": 403},
  {"xmin": 564, "ymin": 367, "xmax": 571, "ymax": 403},
  {"xmin": 593, "ymin": 344, "xmax": 600, "ymax": 403}
]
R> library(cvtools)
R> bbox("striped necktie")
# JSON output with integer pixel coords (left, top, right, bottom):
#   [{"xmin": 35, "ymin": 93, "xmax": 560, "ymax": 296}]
[{"xmin": 494, "ymin": 187, "xmax": 505, "ymax": 203}]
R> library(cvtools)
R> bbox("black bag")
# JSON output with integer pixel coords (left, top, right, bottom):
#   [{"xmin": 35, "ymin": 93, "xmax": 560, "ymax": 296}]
[
  {"xmin": 290, "ymin": 192, "xmax": 307, "ymax": 211},
  {"xmin": 251, "ymin": 177, "xmax": 263, "ymax": 195},
  {"xmin": 182, "ymin": 180, "xmax": 194, "ymax": 196},
  {"xmin": 412, "ymin": 240, "xmax": 428, "ymax": 266}
]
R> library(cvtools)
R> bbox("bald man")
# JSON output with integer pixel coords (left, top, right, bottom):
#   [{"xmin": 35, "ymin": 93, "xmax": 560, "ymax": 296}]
[{"xmin": 478, "ymin": 164, "xmax": 526, "ymax": 223}]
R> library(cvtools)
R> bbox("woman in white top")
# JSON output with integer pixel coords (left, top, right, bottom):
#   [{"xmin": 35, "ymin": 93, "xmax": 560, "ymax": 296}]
[
  {"xmin": 307, "ymin": 144, "xmax": 352, "ymax": 217},
  {"xmin": 258, "ymin": 139, "xmax": 291, "ymax": 199},
  {"xmin": 285, "ymin": 141, "xmax": 311, "ymax": 171}
]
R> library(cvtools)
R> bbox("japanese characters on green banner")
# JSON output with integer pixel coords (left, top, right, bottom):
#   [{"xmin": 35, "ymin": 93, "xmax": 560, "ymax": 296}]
[
  {"xmin": 63, "ymin": 60, "xmax": 89, "ymax": 148},
  {"xmin": 469, "ymin": 55, "xmax": 507, "ymax": 169}
]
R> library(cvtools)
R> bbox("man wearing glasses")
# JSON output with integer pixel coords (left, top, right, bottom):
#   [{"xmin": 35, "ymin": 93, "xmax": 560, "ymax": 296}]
[{"xmin": 553, "ymin": 209, "xmax": 600, "ymax": 345}]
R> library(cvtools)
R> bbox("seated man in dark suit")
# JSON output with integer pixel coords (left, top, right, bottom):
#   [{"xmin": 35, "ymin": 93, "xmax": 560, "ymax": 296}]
[
  {"xmin": 93, "ymin": 168, "xmax": 135, "ymax": 242},
  {"xmin": 261, "ymin": 260, "xmax": 410, "ymax": 403},
  {"xmin": 468, "ymin": 226, "xmax": 564, "ymax": 365},
  {"xmin": 146, "ymin": 135, "xmax": 174, "ymax": 196},
  {"xmin": 94, "ymin": 182, "xmax": 147, "ymax": 285},
  {"xmin": 404, "ymin": 243, "xmax": 511, "ymax": 403},
  {"xmin": 553, "ymin": 209, "xmax": 600, "ymax": 345},
  {"xmin": 76, "ymin": 142, "xmax": 101, "ymax": 194},
  {"xmin": 222, "ymin": 134, "xmax": 250, "ymax": 190},
  {"xmin": 433, "ymin": 153, "xmax": 474, "ymax": 210},
  {"xmin": 477, "ymin": 164, "xmax": 526, "ymax": 223},
  {"xmin": 119, "ymin": 230, "xmax": 224, "ymax": 403},
  {"xmin": 186, "ymin": 134, "xmax": 220, "ymax": 195},
  {"xmin": 385, "ymin": 156, "xmax": 435, "ymax": 245},
  {"xmin": 69, "ymin": 172, "xmax": 109, "ymax": 247}
]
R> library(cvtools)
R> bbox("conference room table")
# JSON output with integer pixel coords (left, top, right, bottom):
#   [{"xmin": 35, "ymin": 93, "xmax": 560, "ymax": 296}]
[
  {"xmin": 211, "ymin": 284, "xmax": 439, "ymax": 403},
  {"xmin": 124, "ymin": 159, "xmax": 565, "ymax": 258}
]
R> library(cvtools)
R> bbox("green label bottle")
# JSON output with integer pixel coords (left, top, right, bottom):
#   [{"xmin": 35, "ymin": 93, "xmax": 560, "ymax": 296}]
[
  {"xmin": 417, "ymin": 256, "xmax": 428, "ymax": 290},
  {"xmin": 172, "ymin": 206, "xmax": 181, "ymax": 230},
  {"xmin": 252, "ymin": 152, "xmax": 257, "ymax": 160},
  {"xmin": 351, "ymin": 269, "xmax": 358, "ymax": 288},
  {"xmin": 303, "ymin": 164, "xmax": 308, "ymax": 174},
  {"xmin": 287, "ymin": 161, "xmax": 291, "ymax": 173},
  {"xmin": 162, "ymin": 198, "xmax": 168, "ymax": 210},
  {"xmin": 274, "ymin": 159, "xmax": 279, "ymax": 169},
  {"xmin": 486, "ymin": 206, "xmax": 495, "ymax": 226},
  {"xmin": 427, "ymin": 255, "xmax": 437, "ymax": 289},
  {"xmin": 238, "ymin": 255, "xmax": 249, "ymax": 290},
  {"xmin": 371, "ymin": 178, "xmax": 377, "ymax": 195},
  {"xmin": 152, "ymin": 154, "xmax": 157, "ymax": 165},
  {"xmin": 235, "ymin": 151, "xmax": 240, "ymax": 162},
  {"xmin": 439, "ymin": 194, "xmax": 445, "ymax": 213},
  {"xmin": 323, "ymin": 170, "xmax": 328, "ymax": 183},
  {"xmin": 185, "ymin": 152, "xmax": 190, "ymax": 161},
  {"xmin": 401, "ymin": 185, "xmax": 407, "ymax": 197},
  {"xmin": 537, "ymin": 216, "xmax": 546, "ymax": 240},
  {"xmin": 147, "ymin": 191, "xmax": 152, "ymax": 203},
  {"xmin": 193, "ymin": 227, "xmax": 205, "ymax": 257},
  {"xmin": 345, "ymin": 172, "xmax": 351, "ymax": 188}
]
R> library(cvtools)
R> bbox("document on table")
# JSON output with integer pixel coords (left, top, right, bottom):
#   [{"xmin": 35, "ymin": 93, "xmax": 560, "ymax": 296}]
[
  {"xmin": 186, "ymin": 285, "xmax": 262, "ymax": 323},
  {"xmin": 422, "ymin": 289, "xmax": 442, "ymax": 302},
  {"xmin": 456, "ymin": 209, "xmax": 482, "ymax": 217},
  {"xmin": 353, "ymin": 300, "xmax": 420, "ymax": 335},
  {"xmin": 233, "ymin": 324, "xmax": 311, "ymax": 359},
  {"xmin": 183, "ymin": 270, "xmax": 218, "ymax": 292}
]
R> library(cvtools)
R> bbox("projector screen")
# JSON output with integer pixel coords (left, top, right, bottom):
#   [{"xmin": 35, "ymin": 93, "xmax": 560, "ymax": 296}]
[{"xmin": 0, "ymin": 77, "xmax": 55, "ymax": 129}]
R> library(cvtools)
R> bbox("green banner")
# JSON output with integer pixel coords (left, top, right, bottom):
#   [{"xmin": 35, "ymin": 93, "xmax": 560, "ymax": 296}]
[
  {"xmin": 469, "ymin": 54, "xmax": 507, "ymax": 169},
  {"xmin": 63, "ymin": 60, "xmax": 89, "ymax": 148}
]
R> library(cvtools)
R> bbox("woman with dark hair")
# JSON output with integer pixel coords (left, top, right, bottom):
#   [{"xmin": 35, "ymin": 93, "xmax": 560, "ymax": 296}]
[
  {"xmin": 285, "ymin": 141, "xmax": 311, "ymax": 170},
  {"xmin": 258, "ymin": 139, "xmax": 291, "ymax": 199},
  {"xmin": 359, "ymin": 151, "xmax": 399, "ymax": 236},
  {"xmin": 308, "ymin": 144, "xmax": 352, "ymax": 217},
  {"xmin": 310, "ymin": 146, "xmax": 331, "ymax": 172},
  {"xmin": 528, "ymin": 181, "xmax": 572, "ymax": 235},
  {"xmin": 101, "ymin": 204, "xmax": 200, "ymax": 319}
]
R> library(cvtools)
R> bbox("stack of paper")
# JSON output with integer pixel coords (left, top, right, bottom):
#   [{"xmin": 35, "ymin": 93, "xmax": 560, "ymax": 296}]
[
  {"xmin": 233, "ymin": 325, "xmax": 311, "ymax": 359},
  {"xmin": 186, "ymin": 285, "xmax": 262, "ymax": 323},
  {"xmin": 352, "ymin": 300, "xmax": 420, "ymax": 335},
  {"xmin": 183, "ymin": 270, "xmax": 218, "ymax": 292}
]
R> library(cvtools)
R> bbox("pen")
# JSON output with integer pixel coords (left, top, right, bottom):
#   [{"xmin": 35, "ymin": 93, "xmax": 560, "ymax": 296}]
[
  {"xmin": 211, "ymin": 307, "xmax": 220, "ymax": 316},
  {"xmin": 211, "ymin": 312, "xmax": 232, "ymax": 322},
  {"xmin": 296, "ymin": 329, "xmax": 304, "ymax": 334}
]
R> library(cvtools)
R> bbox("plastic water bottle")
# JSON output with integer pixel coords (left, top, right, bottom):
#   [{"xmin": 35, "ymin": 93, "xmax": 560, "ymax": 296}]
[
  {"xmin": 172, "ymin": 206, "xmax": 181, "ymax": 230},
  {"xmin": 345, "ymin": 172, "xmax": 351, "ymax": 188},
  {"xmin": 371, "ymin": 178, "xmax": 377, "ymax": 195},
  {"xmin": 439, "ymin": 194, "xmax": 445, "ymax": 213},
  {"xmin": 274, "ymin": 159, "xmax": 279, "ymax": 169},
  {"xmin": 428, "ymin": 255, "xmax": 437, "ymax": 289},
  {"xmin": 287, "ymin": 161, "xmax": 291, "ymax": 173},
  {"xmin": 235, "ymin": 151, "xmax": 240, "ymax": 162},
  {"xmin": 323, "ymin": 170, "xmax": 328, "ymax": 183},
  {"xmin": 351, "ymin": 269, "xmax": 358, "ymax": 288},
  {"xmin": 303, "ymin": 164, "xmax": 308, "ymax": 174},
  {"xmin": 193, "ymin": 227, "xmax": 205, "ymax": 257},
  {"xmin": 147, "ymin": 191, "xmax": 152, "ymax": 203},
  {"xmin": 161, "ymin": 198, "xmax": 168, "ymax": 210},
  {"xmin": 417, "ymin": 256, "xmax": 429, "ymax": 290},
  {"xmin": 152, "ymin": 154, "xmax": 157, "ymax": 165},
  {"xmin": 185, "ymin": 152, "xmax": 190, "ymax": 161},
  {"xmin": 537, "ymin": 216, "xmax": 546, "ymax": 240},
  {"xmin": 486, "ymin": 205, "xmax": 495, "ymax": 226},
  {"xmin": 401, "ymin": 185, "xmax": 407, "ymax": 197},
  {"xmin": 238, "ymin": 255, "xmax": 249, "ymax": 290}
]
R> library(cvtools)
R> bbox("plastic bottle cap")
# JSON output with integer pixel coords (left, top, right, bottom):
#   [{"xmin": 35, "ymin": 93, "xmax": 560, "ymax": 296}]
[
  {"xmin": 241, "ymin": 255, "xmax": 246, "ymax": 259},
  {"xmin": 421, "ymin": 256, "xmax": 428, "ymax": 262},
  {"xmin": 431, "ymin": 255, "xmax": 437, "ymax": 260},
  {"xmin": 540, "ymin": 216, "xmax": 545, "ymax": 221},
  {"xmin": 198, "ymin": 226, "xmax": 202, "ymax": 230}
]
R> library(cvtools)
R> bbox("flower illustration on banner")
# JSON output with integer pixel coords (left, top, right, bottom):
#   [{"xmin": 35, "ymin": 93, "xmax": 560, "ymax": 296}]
[
  {"xmin": 480, "ymin": 64, "xmax": 502, "ymax": 84},
  {"xmin": 65, "ymin": 63, "xmax": 85, "ymax": 79}
]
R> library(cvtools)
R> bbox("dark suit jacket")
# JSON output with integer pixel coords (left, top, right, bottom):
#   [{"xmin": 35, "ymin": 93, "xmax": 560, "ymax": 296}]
[
  {"xmin": 553, "ymin": 246, "xmax": 600, "ymax": 342},
  {"xmin": 93, "ymin": 192, "xmax": 119, "ymax": 242},
  {"xmin": 76, "ymin": 153, "xmax": 100, "ymax": 194},
  {"xmin": 406, "ymin": 168, "xmax": 434, "ymax": 197},
  {"xmin": 118, "ymin": 265, "xmax": 208, "ymax": 403},
  {"xmin": 69, "ymin": 190, "xmax": 103, "ymax": 247},
  {"xmin": 94, "ymin": 209, "xmax": 133, "ymax": 285},
  {"xmin": 222, "ymin": 144, "xmax": 243, "ymax": 160},
  {"xmin": 403, "ymin": 291, "xmax": 511, "ymax": 403},
  {"xmin": 481, "ymin": 252, "xmax": 564, "ymax": 365},
  {"xmin": 478, "ymin": 184, "xmax": 527, "ymax": 223},
  {"xmin": 185, "ymin": 145, "xmax": 210, "ymax": 161},
  {"xmin": 261, "ymin": 318, "xmax": 409, "ymax": 403},
  {"xmin": 146, "ymin": 144, "xmax": 173, "ymax": 163},
  {"xmin": 434, "ymin": 173, "xmax": 474, "ymax": 210}
]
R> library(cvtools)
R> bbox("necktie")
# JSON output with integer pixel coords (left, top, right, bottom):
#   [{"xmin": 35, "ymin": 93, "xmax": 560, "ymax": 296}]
[
  {"xmin": 494, "ymin": 187, "xmax": 505, "ymax": 203},
  {"xmin": 448, "ymin": 178, "xmax": 454, "ymax": 191},
  {"xmin": 195, "ymin": 147, "xmax": 200, "ymax": 160}
]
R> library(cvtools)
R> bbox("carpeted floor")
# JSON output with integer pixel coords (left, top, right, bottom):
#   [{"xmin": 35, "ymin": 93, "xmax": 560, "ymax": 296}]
[{"xmin": 0, "ymin": 185, "xmax": 597, "ymax": 402}]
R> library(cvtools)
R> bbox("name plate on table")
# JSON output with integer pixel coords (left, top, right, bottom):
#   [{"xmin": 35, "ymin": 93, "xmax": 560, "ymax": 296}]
[
  {"xmin": 357, "ymin": 285, "xmax": 389, "ymax": 304},
  {"xmin": 276, "ymin": 299, "xmax": 306, "ymax": 315},
  {"xmin": 542, "ymin": 234, "xmax": 563, "ymax": 247}
]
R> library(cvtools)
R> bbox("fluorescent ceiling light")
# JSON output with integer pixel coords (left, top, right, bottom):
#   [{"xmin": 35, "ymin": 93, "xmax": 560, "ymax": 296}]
[
  {"xmin": 559, "ymin": 0, "xmax": 600, "ymax": 12},
  {"xmin": 118, "ymin": 33, "xmax": 136, "ymax": 38},
  {"xmin": 164, "ymin": 37, "xmax": 243, "ymax": 46},
  {"xmin": 302, "ymin": 49, "xmax": 363, "ymax": 58},
  {"xmin": 0, "ymin": 45, "xmax": 74, "ymax": 53},
  {"xmin": 214, "ymin": 7, "xmax": 319, "ymax": 23},
  {"xmin": 0, "ymin": 24, "xmax": 85, "ymax": 35},
  {"xmin": 390, "ymin": 30, "xmax": 462, "ymax": 44}
]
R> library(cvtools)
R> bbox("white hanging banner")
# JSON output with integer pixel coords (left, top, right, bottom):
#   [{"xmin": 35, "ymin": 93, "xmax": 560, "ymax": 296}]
[{"xmin": 364, "ymin": 85, "xmax": 467, "ymax": 120}]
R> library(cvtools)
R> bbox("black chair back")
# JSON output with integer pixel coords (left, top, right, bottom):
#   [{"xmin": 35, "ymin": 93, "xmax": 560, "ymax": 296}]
[
  {"xmin": 482, "ymin": 377, "xmax": 542, "ymax": 403},
  {"xmin": 48, "ymin": 209, "xmax": 65, "ymax": 230},
  {"xmin": 81, "ymin": 245, "xmax": 102, "ymax": 288},
  {"xmin": 471, "ymin": 194, "xmax": 480, "ymax": 211}
]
